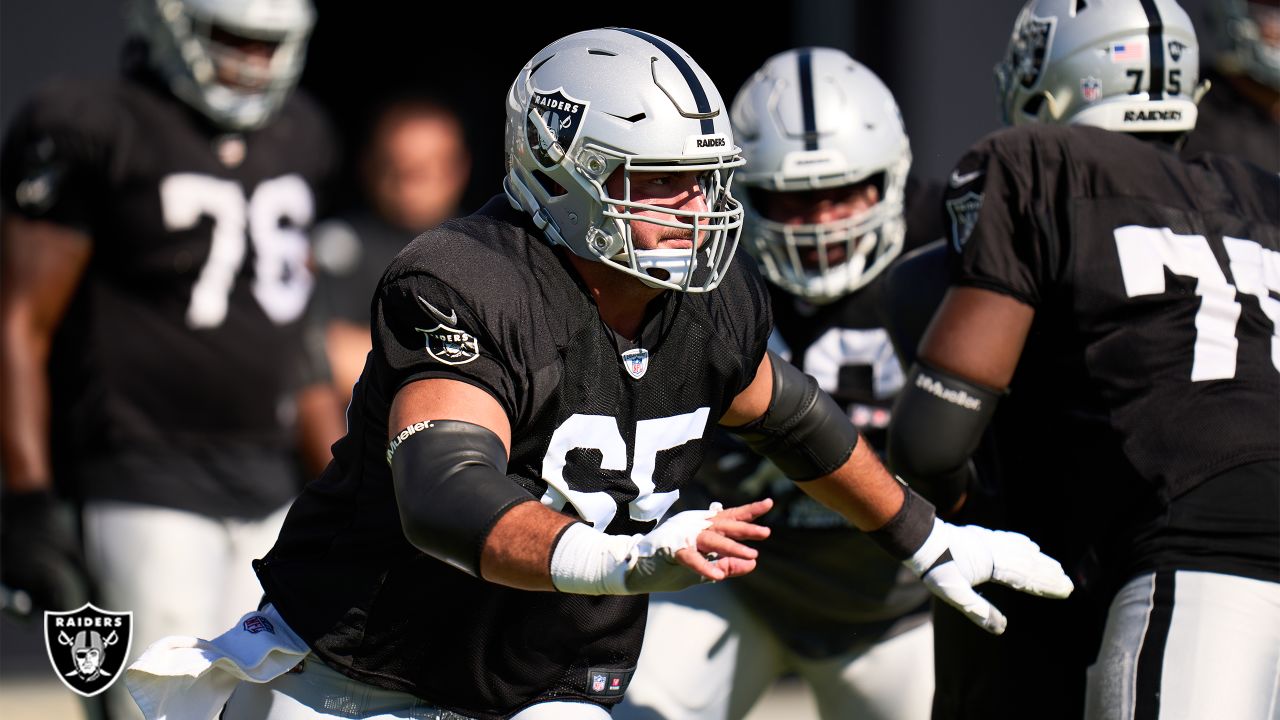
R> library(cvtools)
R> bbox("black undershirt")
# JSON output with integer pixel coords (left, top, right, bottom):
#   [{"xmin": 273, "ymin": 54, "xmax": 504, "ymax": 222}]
[{"xmin": 1122, "ymin": 460, "xmax": 1279, "ymax": 584}]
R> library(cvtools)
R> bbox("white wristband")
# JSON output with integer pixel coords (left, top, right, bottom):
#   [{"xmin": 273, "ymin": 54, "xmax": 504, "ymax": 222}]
[
  {"xmin": 548, "ymin": 504, "xmax": 722, "ymax": 596},
  {"xmin": 549, "ymin": 523, "xmax": 637, "ymax": 595}
]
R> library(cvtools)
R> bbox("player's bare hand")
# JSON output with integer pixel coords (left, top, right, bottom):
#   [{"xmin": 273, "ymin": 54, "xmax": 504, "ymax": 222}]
[{"xmin": 676, "ymin": 498, "xmax": 773, "ymax": 582}]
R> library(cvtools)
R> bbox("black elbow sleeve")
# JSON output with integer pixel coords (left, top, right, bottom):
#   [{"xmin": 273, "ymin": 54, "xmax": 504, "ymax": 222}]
[
  {"xmin": 730, "ymin": 350, "xmax": 859, "ymax": 481},
  {"xmin": 388, "ymin": 420, "xmax": 533, "ymax": 576},
  {"xmin": 887, "ymin": 362, "xmax": 1001, "ymax": 506}
]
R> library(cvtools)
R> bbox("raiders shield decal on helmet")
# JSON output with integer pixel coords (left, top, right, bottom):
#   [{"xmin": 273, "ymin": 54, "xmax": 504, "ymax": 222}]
[
  {"xmin": 1012, "ymin": 14, "xmax": 1054, "ymax": 89},
  {"xmin": 44, "ymin": 603, "xmax": 133, "ymax": 697},
  {"xmin": 526, "ymin": 87, "xmax": 589, "ymax": 168}
]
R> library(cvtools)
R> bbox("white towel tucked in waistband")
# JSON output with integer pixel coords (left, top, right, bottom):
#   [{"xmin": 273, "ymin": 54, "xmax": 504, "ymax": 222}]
[{"xmin": 124, "ymin": 604, "xmax": 309, "ymax": 720}]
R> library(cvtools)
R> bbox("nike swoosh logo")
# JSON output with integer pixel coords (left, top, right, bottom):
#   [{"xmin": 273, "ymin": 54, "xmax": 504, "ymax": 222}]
[
  {"xmin": 949, "ymin": 169, "xmax": 984, "ymax": 188},
  {"xmin": 416, "ymin": 295, "xmax": 458, "ymax": 326}
]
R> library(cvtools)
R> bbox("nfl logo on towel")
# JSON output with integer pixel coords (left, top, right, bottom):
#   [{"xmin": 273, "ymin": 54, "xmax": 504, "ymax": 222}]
[{"xmin": 621, "ymin": 348, "xmax": 650, "ymax": 380}]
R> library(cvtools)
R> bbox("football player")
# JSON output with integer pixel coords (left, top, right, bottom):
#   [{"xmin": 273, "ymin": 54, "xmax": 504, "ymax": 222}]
[
  {"xmin": 1181, "ymin": 0, "xmax": 1280, "ymax": 171},
  {"xmin": 126, "ymin": 28, "xmax": 1071, "ymax": 720},
  {"xmin": 312, "ymin": 95, "xmax": 471, "ymax": 403},
  {"xmin": 888, "ymin": 1, "xmax": 1280, "ymax": 718},
  {"xmin": 617, "ymin": 48, "xmax": 942, "ymax": 720},
  {"xmin": 0, "ymin": 0, "xmax": 340, "ymax": 718}
]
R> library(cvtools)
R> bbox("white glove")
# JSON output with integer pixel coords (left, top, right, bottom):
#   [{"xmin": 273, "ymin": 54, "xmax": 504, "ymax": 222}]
[
  {"xmin": 550, "ymin": 503, "xmax": 723, "ymax": 595},
  {"xmin": 906, "ymin": 518, "xmax": 1074, "ymax": 635}
]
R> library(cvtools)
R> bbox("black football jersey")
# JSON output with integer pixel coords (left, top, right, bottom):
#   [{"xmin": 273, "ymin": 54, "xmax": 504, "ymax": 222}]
[
  {"xmin": 944, "ymin": 123, "xmax": 1279, "ymax": 514},
  {"xmin": 927, "ymin": 125, "xmax": 1280, "ymax": 720},
  {"xmin": 255, "ymin": 197, "xmax": 772, "ymax": 718},
  {"xmin": 0, "ymin": 64, "xmax": 337, "ymax": 516},
  {"xmin": 313, "ymin": 209, "xmax": 415, "ymax": 326},
  {"xmin": 685, "ymin": 177, "xmax": 943, "ymax": 656},
  {"xmin": 1181, "ymin": 68, "xmax": 1280, "ymax": 174}
]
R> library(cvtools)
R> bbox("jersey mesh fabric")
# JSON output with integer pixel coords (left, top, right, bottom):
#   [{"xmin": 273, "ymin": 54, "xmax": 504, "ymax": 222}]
[
  {"xmin": 256, "ymin": 197, "xmax": 772, "ymax": 718},
  {"xmin": 0, "ymin": 63, "xmax": 337, "ymax": 516}
]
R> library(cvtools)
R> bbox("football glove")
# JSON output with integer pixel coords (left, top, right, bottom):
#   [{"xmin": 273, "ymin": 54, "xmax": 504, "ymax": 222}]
[
  {"xmin": 907, "ymin": 518, "xmax": 1074, "ymax": 635},
  {"xmin": 0, "ymin": 490, "xmax": 93, "ymax": 614}
]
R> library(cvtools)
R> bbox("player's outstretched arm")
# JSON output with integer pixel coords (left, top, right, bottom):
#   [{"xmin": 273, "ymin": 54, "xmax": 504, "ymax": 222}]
[
  {"xmin": 0, "ymin": 216, "xmax": 95, "ymax": 613},
  {"xmin": 722, "ymin": 350, "xmax": 1072, "ymax": 634},
  {"xmin": 388, "ymin": 379, "xmax": 771, "ymax": 594}
]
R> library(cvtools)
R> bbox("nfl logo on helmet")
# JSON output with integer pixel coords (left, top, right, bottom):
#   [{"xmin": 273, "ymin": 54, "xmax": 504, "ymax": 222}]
[{"xmin": 1080, "ymin": 77, "xmax": 1102, "ymax": 102}]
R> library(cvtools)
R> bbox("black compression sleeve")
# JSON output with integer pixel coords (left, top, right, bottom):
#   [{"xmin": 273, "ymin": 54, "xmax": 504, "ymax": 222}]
[
  {"xmin": 887, "ymin": 362, "xmax": 1001, "ymax": 507},
  {"xmin": 729, "ymin": 350, "xmax": 859, "ymax": 481},
  {"xmin": 388, "ymin": 420, "xmax": 534, "ymax": 576}
]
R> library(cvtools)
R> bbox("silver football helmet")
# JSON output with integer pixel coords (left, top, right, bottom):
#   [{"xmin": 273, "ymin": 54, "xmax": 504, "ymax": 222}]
[
  {"xmin": 996, "ymin": 0, "xmax": 1206, "ymax": 132},
  {"xmin": 503, "ymin": 28, "xmax": 745, "ymax": 293},
  {"xmin": 1216, "ymin": 0, "xmax": 1280, "ymax": 90},
  {"xmin": 131, "ymin": 0, "xmax": 315, "ymax": 130},
  {"xmin": 731, "ymin": 48, "xmax": 910, "ymax": 302}
]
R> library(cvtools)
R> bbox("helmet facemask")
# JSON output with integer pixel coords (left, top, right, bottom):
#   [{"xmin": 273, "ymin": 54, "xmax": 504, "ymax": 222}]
[
  {"xmin": 593, "ymin": 153, "xmax": 743, "ymax": 291},
  {"xmin": 133, "ymin": 0, "xmax": 315, "ymax": 131},
  {"xmin": 1220, "ymin": 0, "xmax": 1280, "ymax": 90},
  {"xmin": 504, "ymin": 29, "xmax": 746, "ymax": 293},
  {"xmin": 741, "ymin": 162, "xmax": 907, "ymax": 304},
  {"xmin": 731, "ymin": 48, "xmax": 912, "ymax": 304}
]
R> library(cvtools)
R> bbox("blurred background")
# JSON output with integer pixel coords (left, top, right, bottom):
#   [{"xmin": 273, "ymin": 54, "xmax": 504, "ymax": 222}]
[
  {"xmin": 0, "ymin": 0, "xmax": 1231, "ymax": 716},
  {"xmin": 2, "ymin": 0, "xmax": 1227, "ymax": 215}
]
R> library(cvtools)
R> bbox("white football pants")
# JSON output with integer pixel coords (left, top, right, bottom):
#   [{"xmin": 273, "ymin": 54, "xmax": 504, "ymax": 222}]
[
  {"xmin": 83, "ymin": 500, "xmax": 290, "ymax": 720},
  {"xmin": 1085, "ymin": 570, "xmax": 1280, "ymax": 720},
  {"xmin": 614, "ymin": 580, "xmax": 934, "ymax": 720},
  {"xmin": 223, "ymin": 652, "xmax": 612, "ymax": 719}
]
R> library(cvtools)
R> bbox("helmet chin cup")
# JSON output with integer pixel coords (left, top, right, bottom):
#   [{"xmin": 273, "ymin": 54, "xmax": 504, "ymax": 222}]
[{"xmin": 616, "ymin": 248, "xmax": 699, "ymax": 290}]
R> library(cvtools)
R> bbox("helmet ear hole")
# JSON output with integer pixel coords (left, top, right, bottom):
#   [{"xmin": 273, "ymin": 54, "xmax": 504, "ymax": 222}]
[
  {"xmin": 1021, "ymin": 94, "xmax": 1046, "ymax": 118},
  {"xmin": 531, "ymin": 169, "xmax": 568, "ymax": 197}
]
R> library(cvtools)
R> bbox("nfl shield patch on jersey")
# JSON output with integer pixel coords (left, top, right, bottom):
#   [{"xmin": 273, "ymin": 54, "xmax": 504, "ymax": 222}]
[
  {"xmin": 621, "ymin": 348, "xmax": 650, "ymax": 379},
  {"xmin": 585, "ymin": 667, "xmax": 634, "ymax": 697}
]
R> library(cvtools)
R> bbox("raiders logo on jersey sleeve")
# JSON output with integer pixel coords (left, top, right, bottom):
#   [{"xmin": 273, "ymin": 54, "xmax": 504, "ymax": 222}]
[{"xmin": 414, "ymin": 294, "xmax": 480, "ymax": 365}]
